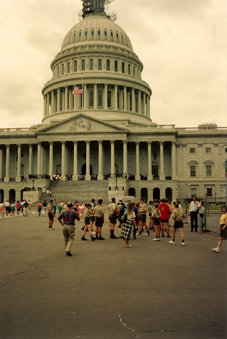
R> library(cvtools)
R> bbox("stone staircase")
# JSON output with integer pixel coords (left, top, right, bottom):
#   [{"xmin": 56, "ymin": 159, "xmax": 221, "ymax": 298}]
[{"xmin": 39, "ymin": 180, "xmax": 109, "ymax": 203}]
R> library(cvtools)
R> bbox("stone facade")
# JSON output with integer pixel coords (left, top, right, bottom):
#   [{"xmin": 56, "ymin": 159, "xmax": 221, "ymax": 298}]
[{"xmin": 0, "ymin": 2, "xmax": 227, "ymax": 203}]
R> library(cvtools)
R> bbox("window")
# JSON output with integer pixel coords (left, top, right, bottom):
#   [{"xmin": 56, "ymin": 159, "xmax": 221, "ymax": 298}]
[
  {"xmin": 128, "ymin": 64, "xmax": 131, "ymax": 75},
  {"xmin": 106, "ymin": 59, "xmax": 110, "ymax": 71},
  {"xmin": 206, "ymin": 165, "xmax": 212, "ymax": 177},
  {"xmin": 89, "ymin": 90, "xmax": 94, "ymax": 107},
  {"xmin": 206, "ymin": 188, "xmax": 212, "ymax": 197},
  {"xmin": 225, "ymin": 147, "xmax": 227, "ymax": 153},
  {"xmin": 190, "ymin": 165, "xmax": 196, "ymax": 177},
  {"xmin": 91, "ymin": 29, "xmax": 94, "ymax": 36},
  {"xmin": 104, "ymin": 30, "xmax": 107, "ymax": 36},
  {"xmin": 107, "ymin": 90, "xmax": 111, "ymax": 108},
  {"xmin": 82, "ymin": 59, "xmax": 85, "ymax": 71},
  {"xmin": 74, "ymin": 60, "xmax": 77, "ymax": 72},
  {"xmin": 114, "ymin": 60, "xmax": 118, "ymax": 72},
  {"xmin": 133, "ymin": 66, "xmax": 135, "ymax": 76},
  {"xmin": 67, "ymin": 61, "xmax": 70, "ymax": 73},
  {"xmin": 190, "ymin": 148, "xmax": 195, "ymax": 153},
  {"xmin": 79, "ymin": 30, "xmax": 82, "ymax": 37},
  {"xmin": 58, "ymin": 66, "xmax": 60, "ymax": 76},
  {"xmin": 98, "ymin": 29, "xmax": 101, "ymax": 36},
  {"xmin": 110, "ymin": 31, "xmax": 113, "ymax": 37},
  {"xmin": 62, "ymin": 63, "xmax": 64, "ymax": 75},
  {"xmin": 98, "ymin": 90, "xmax": 102, "ymax": 107},
  {"xmin": 191, "ymin": 187, "xmax": 197, "ymax": 198},
  {"xmin": 90, "ymin": 58, "xmax": 93, "ymax": 70},
  {"xmin": 122, "ymin": 62, "xmax": 125, "ymax": 73},
  {"xmin": 205, "ymin": 147, "xmax": 211, "ymax": 153},
  {"xmin": 85, "ymin": 30, "xmax": 88, "ymax": 37},
  {"xmin": 98, "ymin": 59, "xmax": 102, "ymax": 70}
]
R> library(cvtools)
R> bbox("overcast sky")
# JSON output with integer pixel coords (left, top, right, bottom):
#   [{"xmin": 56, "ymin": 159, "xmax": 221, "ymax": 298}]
[{"xmin": 0, "ymin": 0, "xmax": 226, "ymax": 128}]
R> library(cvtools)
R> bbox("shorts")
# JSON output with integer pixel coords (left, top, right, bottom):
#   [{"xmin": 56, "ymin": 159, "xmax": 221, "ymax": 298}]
[
  {"xmin": 149, "ymin": 213, "xmax": 152, "ymax": 217},
  {"xmin": 90, "ymin": 216, "xmax": 95, "ymax": 222},
  {"xmin": 161, "ymin": 219, "xmax": 169, "ymax": 223},
  {"xmin": 154, "ymin": 218, "xmax": 160, "ymax": 226},
  {"xmin": 48, "ymin": 212, "xmax": 54, "ymax": 220},
  {"xmin": 139, "ymin": 214, "xmax": 146, "ymax": 223},
  {"xmin": 220, "ymin": 224, "xmax": 227, "ymax": 239},
  {"xmin": 109, "ymin": 214, "xmax": 117, "ymax": 224},
  {"xmin": 174, "ymin": 220, "xmax": 184, "ymax": 229},
  {"xmin": 85, "ymin": 217, "xmax": 90, "ymax": 225},
  {"xmin": 95, "ymin": 217, "xmax": 104, "ymax": 227}
]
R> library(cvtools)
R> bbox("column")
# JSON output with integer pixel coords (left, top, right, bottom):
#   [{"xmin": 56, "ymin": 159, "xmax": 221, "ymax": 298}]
[
  {"xmin": 16, "ymin": 144, "xmax": 21, "ymax": 182},
  {"xmin": 135, "ymin": 142, "xmax": 140, "ymax": 180},
  {"xmin": 123, "ymin": 141, "xmax": 128, "ymax": 177},
  {"xmin": 65, "ymin": 86, "xmax": 68, "ymax": 111},
  {"xmin": 0, "ymin": 148, "xmax": 2, "ymax": 179},
  {"xmin": 73, "ymin": 88, "xmax": 77, "ymax": 110},
  {"xmin": 104, "ymin": 84, "xmax": 108, "ymax": 110},
  {"xmin": 4, "ymin": 145, "xmax": 10, "ymax": 182},
  {"xmin": 124, "ymin": 87, "xmax": 127, "ymax": 111},
  {"xmin": 57, "ymin": 89, "xmax": 61, "ymax": 112},
  {"xmin": 46, "ymin": 93, "xmax": 50, "ymax": 115},
  {"xmin": 37, "ymin": 143, "xmax": 41, "ymax": 177},
  {"xmin": 114, "ymin": 85, "xmax": 118, "ymax": 110},
  {"xmin": 198, "ymin": 144, "xmax": 203, "ymax": 178},
  {"xmin": 143, "ymin": 94, "xmax": 146, "ymax": 115},
  {"xmin": 94, "ymin": 84, "xmax": 98, "ymax": 110},
  {"xmin": 49, "ymin": 142, "xmax": 54, "ymax": 179},
  {"xmin": 69, "ymin": 88, "xmax": 73, "ymax": 110},
  {"xmin": 147, "ymin": 96, "xmax": 150, "ymax": 117},
  {"xmin": 73, "ymin": 141, "xmax": 78, "ymax": 181},
  {"xmin": 132, "ymin": 88, "xmax": 135, "ymax": 112},
  {"xmin": 160, "ymin": 142, "xmax": 165, "ymax": 180},
  {"xmin": 83, "ymin": 84, "xmax": 87, "ymax": 110},
  {"xmin": 110, "ymin": 141, "xmax": 115, "ymax": 177},
  {"xmin": 98, "ymin": 141, "xmax": 103, "ymax": 181},
  {"xmin": 40, "ymin": 145, "xmax": 44, "ymax": 176},
  {"xmin": 85, "ymin": 141, "xmax": 91, "ymax": 181},
  {"xmin": 171, "ymin": 142, "xmax": 177, "ymax": 180},
  {"xmin": 43, "ymin": 96, "xmax": 47, "ymax": 117},
  {"xmin": 148, "ymin": 142, "xmax": 153, "ymax": 180},
  {"xmin": 138, "ymin": 91, "xmax": 141, "ymax": 114},
  {"xmin": 61, "ymin": 142, "xmax": 66, "ymax": 180},
  {"xmin": 28, "ymin": 144, "xmax": 33, "ymax": 176},
  {"xmin": 51, "ymin": 91, "xmax": 54, "ymax": 114}
]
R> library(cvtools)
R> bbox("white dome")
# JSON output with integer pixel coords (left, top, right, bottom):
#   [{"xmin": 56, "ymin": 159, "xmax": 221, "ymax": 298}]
[{"xmin": 61, "ymin": 14, "xmax": 133, "ymax": 51}]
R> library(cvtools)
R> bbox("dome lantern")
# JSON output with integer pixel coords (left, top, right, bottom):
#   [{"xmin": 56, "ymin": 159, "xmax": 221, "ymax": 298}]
[{"xmin": 82, "ymin": 0, "xmax": 105, "ymax": 17}]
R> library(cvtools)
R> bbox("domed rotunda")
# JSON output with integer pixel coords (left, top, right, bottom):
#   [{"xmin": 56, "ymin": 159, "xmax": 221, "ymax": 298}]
[{"xmin": 42, "ymin": 0, "xmax": 152, "ymax": 126}]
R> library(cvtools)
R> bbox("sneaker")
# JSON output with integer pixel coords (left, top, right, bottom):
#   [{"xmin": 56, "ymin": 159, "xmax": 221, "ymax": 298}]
[
  {"xmin": 211, "ymin": 247, "xmax": 219, "ymax": 253},
  {"xmin": 81, "ymin": 237, "xmax": 87, "ymax": 241},
  {"xmin": 161, "ymin": 234, "xmax": 165, "ymax": 237},
  {"xmin": 91, "ymin": 236, "xmax": 96, "ymax": 241},
  {"xmin": 181, "ymin": 242, "xmax": 185, "ymax": 246},
  {"xmin": 169, "ymin": 240, "xmax": 175, "ymax": 244},
  {"xmin": 98, "ymin": 236, "xmax": 105, "ymax": 240},
  {"xmin": 153, "ymin": 238, "xmax": 160, "ymax": 241},
  {"xmin": 65, "ymin": 251, "xmax": 72, "ymax": 256},
  {"xmin": 167, "ymin": 234, "xmax": 170, "ymax": 238}
]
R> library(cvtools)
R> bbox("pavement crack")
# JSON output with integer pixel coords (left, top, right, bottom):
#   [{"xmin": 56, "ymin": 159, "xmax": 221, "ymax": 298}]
[{"xmin": 117, "ymin": 311, "xmax": 139, "ymax": 338}]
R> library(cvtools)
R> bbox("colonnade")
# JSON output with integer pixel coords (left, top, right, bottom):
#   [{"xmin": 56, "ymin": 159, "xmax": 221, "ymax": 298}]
[
  {"xmin": 1, "ymin": 141, "xmax": 177, "ymax": 182},
  {"xmin": 43, "ymin": 84, "xmax": 150, "ymax": 117}
]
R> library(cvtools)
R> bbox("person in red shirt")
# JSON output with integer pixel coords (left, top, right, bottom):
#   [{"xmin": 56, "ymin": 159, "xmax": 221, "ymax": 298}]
[{"xmin": 158, "ymin": 198, "xmax": 171, "ymax": 237}]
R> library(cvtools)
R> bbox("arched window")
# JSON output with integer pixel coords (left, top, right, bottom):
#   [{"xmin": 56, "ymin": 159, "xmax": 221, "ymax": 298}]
[
  {"xmin": 107, "ymin": 90, "xmax": 112, "ymax": 108},
  {"xmin": 98, "ymin": 58, "xmax": 102, "ymax": 70},
  {"xmin": 128, "ymin": 188, "xmax": 136, "ymax": 197},
  {"xmin": 153, "ymin": 188, "xmax": 160, "ymax": 200},
  {"xmin": 114, "ymin": 60, "xmax": 118, "ymax": 72},
  {"xmin": 74, "ymin": 60, "xmax": 77, "ymax": 72},
  {"xmin": 128, "ymin": 64, "xmax": 131, "ymax": 75},
  {"xmin": 9, "ymin": 189, "xmax": 16, "ymax": 202},
  {"xmin": 225, "ymin": 160, "xmax": 227, "ymax": 173},
  {"xmin": 62, "ymin": 63, "xmax": 64, "ymax": 75},
  {"xmin": 90, "ymin": 59, "xmax": 93, "ymax": 70},
  {"xmin": 67, "ymin": 61, "xmax": 70, "ymax": 73},
  {"xmin": 122, "ymin": 62, "xmax": 125, "ymax": 73},
  {"xmin": 89, "ymin": 89, "xmax": 94, "ymax": 107},
  {"xmin": 98, "ymin": 90, "xmax": 103, "ymax": 107},
  {"xmin": 106, "ymin": 59, "xmax": 110, "ymax": 71},
  {"xmin": 141, "ymin": 188, "xmax": 148, "ymax": 201},
  {"xmin": 82, "ymin": 59, "xmax": 85, "ymax": 71},
  {"xmin": 165, "ymin": 188, "xmax": 172, "ymax": 201}
]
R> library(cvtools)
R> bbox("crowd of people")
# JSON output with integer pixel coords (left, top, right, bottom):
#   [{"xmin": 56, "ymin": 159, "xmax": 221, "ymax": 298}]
[{"xmin": 0, "ymin": 196, "xmax": 226, "ymax": 256}]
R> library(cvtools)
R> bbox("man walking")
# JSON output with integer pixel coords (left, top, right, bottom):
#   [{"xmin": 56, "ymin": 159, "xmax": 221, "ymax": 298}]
[{"xmin": 58, "ymin": 201, "xmax": 80, "ymax": 256}]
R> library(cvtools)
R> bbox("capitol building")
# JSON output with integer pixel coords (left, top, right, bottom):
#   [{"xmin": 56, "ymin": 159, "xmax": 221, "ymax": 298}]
[{"xmin": 0, "ymin": 0, "xmax": 227, "ymax": 203}]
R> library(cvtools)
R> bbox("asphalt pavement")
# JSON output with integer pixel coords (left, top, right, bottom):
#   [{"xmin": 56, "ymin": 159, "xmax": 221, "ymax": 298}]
[{"xmin": 0, "ymin": 212, "xmax": 226, "ymax": 339}]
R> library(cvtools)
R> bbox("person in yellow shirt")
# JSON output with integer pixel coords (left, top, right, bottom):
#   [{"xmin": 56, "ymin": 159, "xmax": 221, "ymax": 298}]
[{"xmin": 211, "ymin": 205, "xmax": 227, "ymax": 253}]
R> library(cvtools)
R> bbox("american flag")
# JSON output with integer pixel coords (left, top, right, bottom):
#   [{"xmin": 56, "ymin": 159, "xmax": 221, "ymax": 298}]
[{"xmin": 72, "ymin": 85, "xmax": 83, "ymax": 96}]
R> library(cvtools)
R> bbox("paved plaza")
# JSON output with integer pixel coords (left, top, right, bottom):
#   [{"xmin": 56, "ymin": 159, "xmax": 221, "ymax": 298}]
[{"xmin": 0, "ymin": 212, "xmax": 226, "ymax": 339}]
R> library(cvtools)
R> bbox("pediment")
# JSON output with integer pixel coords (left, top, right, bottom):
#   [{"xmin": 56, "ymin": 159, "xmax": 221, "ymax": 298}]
[{"xmin": 38, "ymin": 114, "xmax": 127, "ymax": 134}]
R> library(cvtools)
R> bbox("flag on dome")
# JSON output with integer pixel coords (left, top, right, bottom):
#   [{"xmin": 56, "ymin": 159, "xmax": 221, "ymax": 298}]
[{"xmin": 72, "ymin": 85, "xmax": 83, "ymax": 96}]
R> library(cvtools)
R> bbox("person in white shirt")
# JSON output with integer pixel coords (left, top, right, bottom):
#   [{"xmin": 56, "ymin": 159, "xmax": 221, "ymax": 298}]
[{"xmin": 189, "ymin": 196, "xmax": 200, "ymax": 232}]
